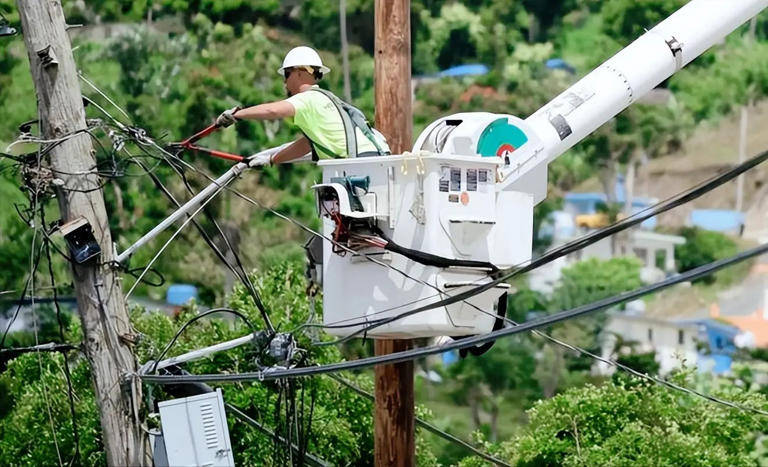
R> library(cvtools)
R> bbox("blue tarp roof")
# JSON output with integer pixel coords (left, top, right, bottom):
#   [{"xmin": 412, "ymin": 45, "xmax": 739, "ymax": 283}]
[
  {"xmin": 166, "ymin": 284, "xmax": 198, "ymax": 306},
  {"xmin": 564, "ymin": 192, "xmax": 657, "ymax": 207},
  {"xmin": 437, "ymin": 63, "xmax": 490, "ymax": 77},
  {"xmin": 689, "ymin": 209, "xmax": 745, "ymax": 232},
  {"xmin": 545, "ymin": 58, "xmax": 576, "ymax": 74}
]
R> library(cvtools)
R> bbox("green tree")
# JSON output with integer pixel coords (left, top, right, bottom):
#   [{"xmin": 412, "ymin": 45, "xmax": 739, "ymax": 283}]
[
  {"xmin": 0, "ymin": 261, "xmax": 440, "ymax": 465},
  {"xmin": 550, "ymin": 257, "xmax": 643, "ymax": 310},
  {"xmin": 536, "ymin": 257, "xmax": 643, "ymax": 397},
  {"xmin": 600, "ymin": 0, "xmax": 687, "ymax": 46},
  {"xmin": 675, "ymin": 227, "xmax": 740, "ymax": 285},
  {"xmin": 459, "ymin": 371, "xmax": 768, "ymax": 466},
  {"xmin": 447, "ymin": 337, "xmax": 539, "ymax": 442}
]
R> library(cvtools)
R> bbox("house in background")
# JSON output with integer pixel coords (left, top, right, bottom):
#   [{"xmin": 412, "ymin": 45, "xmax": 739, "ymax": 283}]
[{"xmin": 596, "ymin": 313, "xmax": 744, "ymax": 376}]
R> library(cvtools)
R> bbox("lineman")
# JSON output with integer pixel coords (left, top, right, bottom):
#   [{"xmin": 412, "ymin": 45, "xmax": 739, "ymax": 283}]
[{"xmin": 216, "ymin": 46, "xmax": 390, "ymax": 166}]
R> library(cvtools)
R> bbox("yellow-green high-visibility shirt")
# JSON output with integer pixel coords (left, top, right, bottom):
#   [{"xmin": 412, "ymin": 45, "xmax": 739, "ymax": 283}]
[{"xmin": 285, "ymin": 86, "xmax": 389, "ymax": 159}]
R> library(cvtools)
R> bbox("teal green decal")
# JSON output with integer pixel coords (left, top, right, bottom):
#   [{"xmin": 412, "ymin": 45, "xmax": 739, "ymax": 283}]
[{"xmin": 476, "ymin": 118, "xmax": 528, "ymax": 157}]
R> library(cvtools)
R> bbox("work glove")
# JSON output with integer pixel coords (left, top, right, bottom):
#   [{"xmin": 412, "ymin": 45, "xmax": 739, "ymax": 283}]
[
  {"xmin": 216, "ymin": 106, "xmax": 241, "ymax": 128},
  {"xmin": 247, "ymin": 143, "xmax": 291, "ymax": 167},
  {"xmin": 247, "ymin": 151, "xmax": 274, "ymax": 167}
]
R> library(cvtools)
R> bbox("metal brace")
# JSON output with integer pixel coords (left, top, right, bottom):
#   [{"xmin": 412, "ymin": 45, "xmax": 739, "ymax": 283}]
[
  {"xmin": 36, "ymin": 45, "xmax": 58, "ymax": 69},
  {"xmin": 665, "ymin": 36, "xmax": 684, "ymax": 71}
]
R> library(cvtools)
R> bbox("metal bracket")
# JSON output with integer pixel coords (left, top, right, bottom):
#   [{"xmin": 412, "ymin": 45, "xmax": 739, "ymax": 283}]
[
  {"xmin": 36, "ymin": 45, "xmax": 59, "ymax": 69},
  {"xmin": 665, "ymin": 36, "xmax": 684, "ymax": 71}
]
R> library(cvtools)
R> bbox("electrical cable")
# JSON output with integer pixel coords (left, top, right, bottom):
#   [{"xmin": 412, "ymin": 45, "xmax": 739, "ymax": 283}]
[
  {"xmin": 158, "ymin": 153, "xmax": 273, "ymax": 333},
  {"xmin": 442, "ymin": 289, "xmax": 768, "ymax": 420},
  {"xmin": 328, "ymin": 374, "xmax": 512, "ymax": 466},
  {"xmin": 78, "ymin": 80, "xmax": 488, "ymax": 325},
  {"xmin": 82, "ymin": 85, "xmax": 281, "ymax": 332},
  {"xmin": 0, "ymin": 244, "xmax": 43, "ymax": 348},
  {"xmin": 0, "ymin": 342, "xmax": 78, "ymax": 358},
  {"xmin": 225, "ymin": 403, "xmax": 330, "ymax": 467},
  {"xmin": 126, "ymin": 153, "xmax": 276, "ymax": 333},
  {"xmin": 123, "ymin": 180, "xmax": 229, "ymax": 299},
  {"xmin": 149, "ymin": 307, "xmax": 257, "ymax": 375},
  {"xmin": 79, "ymin": 76, "xmax": 768, "ymax": 418},
  {"xmin": 128, "ymin": 155, "xmax": 243, "ymax": 286},
  {"xmin": 140, "ymin": 240, "xmax": 768, "ymax": 420},
  {"xmin": 24, "ymin": 154, "xmax": 64, "ymax": 466},
  {"xmin": 42, "ymin": 209, "xmax": 81, "ymax": 465}
]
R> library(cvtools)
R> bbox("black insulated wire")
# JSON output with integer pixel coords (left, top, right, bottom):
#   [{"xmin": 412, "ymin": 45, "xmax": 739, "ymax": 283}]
[
  {"xmin": 139, "ymin": 238, "xmax": 768, "ymax": 419},
  {"xmin": 149, "ymin": 308, "xmax": 257, "ymax": 375},
  {"xmin": 376, "ymin": 228, "xmax": 499, "ymax": 272},
  {"xmin": 328, "ymin": 374, "xmax": 511, "ymax": 466}
]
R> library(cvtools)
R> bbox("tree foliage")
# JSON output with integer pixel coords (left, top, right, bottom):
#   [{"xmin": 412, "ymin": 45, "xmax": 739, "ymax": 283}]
[
  {"xmin": 0, "ymin": 261, "xmax": 439, "ymax": 465},
  {"xmin": 675, "ymin": 227, "xmax": 739, "ymax": 284},
  {"xmin": 460, "ymin": 371, "xmax": 768, "ymax": 466},
  {"xmin": 550, "ymin": 257, "xmax": 643, "ymax": 310}
]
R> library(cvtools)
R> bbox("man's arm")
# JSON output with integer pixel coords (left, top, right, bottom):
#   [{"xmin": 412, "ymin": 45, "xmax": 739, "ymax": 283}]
[
  {"xmin": 235, "ymin": 101, "xmax": 295, "ymax": 121},
  {"xmin": 272, "ymin": 137, "xmax": 312, "ymax": 164}
]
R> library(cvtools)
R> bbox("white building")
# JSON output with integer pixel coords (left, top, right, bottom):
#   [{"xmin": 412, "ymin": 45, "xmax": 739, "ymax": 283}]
[
  {"xmin": 596, "ymin": 312, "xmax": 743, "ymax": 376},
  {"xmin": 596, "ymin": 313, "xmax": 699, "ymax": 376}
]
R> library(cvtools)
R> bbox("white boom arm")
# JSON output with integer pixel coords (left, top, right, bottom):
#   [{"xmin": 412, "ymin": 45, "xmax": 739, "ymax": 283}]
[{"xmin": 507, "ymin": 0, "xmax": 768, "ymax": 188}]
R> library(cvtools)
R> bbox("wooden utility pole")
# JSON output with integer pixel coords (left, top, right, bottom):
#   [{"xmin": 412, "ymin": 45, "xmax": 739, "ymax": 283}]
[
  {"xmin": 374, "ymin": 1, "xmax": 414, "ymax": 465},
  {"xmin": 16, "ymin": 1, "xmax": 144, "ymax": 465}
]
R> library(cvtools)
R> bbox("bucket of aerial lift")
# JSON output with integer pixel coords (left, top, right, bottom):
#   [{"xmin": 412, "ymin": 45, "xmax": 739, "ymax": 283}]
[{"xmin": 313, "ymin": 113, "xmax": 547, "ymax": 339}]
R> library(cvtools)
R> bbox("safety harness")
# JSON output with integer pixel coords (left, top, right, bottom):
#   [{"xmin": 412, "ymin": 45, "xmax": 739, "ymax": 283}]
[{"xmin": 304, "ymin": 88, "xmax": 389, "ymax": 160}]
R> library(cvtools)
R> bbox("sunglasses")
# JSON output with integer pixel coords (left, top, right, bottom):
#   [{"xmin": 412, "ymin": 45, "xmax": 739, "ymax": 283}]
[{"xmin": 283, "ymin": 66, "xmax": 315, "ymax": 81}]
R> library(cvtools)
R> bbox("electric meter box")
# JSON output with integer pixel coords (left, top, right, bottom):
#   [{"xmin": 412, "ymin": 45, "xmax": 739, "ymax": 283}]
[
  {"xmin": 313, "ymin": 113, "xmax": 545, "ymax": 339},
  {"xmin": 158, "ymin": 389, "xmax": 235, "ymax": 467}
]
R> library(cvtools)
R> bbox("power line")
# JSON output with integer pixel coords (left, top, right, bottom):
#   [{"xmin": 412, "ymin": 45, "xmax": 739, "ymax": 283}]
[
  {"xmin": 42, "ymin": 226, "xmax": 81, "ymax": 465},
  {"xmin": 149, "ymin": 308, "xmax": 257, "ymax": 375},
  {"xmin": 454, "ymin": 296, "xmax": 768, "ymax": 420},
  {"xmin": 0, "ymin": 341, "xmax": 78, "ymax": 358},
  {"xmin": 140, "ymin": 239, "xmax": 768, "ymax": 421},
  {"xmin": 79, "ymin": 73, "xmax": 768, "ymax": 419},
  {"xmin": 123, "ymin": 180, "xmax": 229, "ymax": 299},
  {"xmin": 76, "ymin": 75, "xmax": 501, "ymax": 328},
  {"xmin": 225, "ymin": 403, "xmax": 330, "ymax": 467},
  {"xmin": 328, "ymin": 375, "xmax": 511, "ymax": 466}
]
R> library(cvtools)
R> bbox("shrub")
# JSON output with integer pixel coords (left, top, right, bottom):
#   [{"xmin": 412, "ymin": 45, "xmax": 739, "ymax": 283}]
[{"xmin": 675, "ymin": 227, "xmax": 738, "ymax": 284}]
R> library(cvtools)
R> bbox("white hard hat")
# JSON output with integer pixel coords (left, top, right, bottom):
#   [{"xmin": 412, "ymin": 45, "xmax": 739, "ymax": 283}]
[{"xmin": 278, "ymin": 46, "xmax": 330, "ymax": 77}]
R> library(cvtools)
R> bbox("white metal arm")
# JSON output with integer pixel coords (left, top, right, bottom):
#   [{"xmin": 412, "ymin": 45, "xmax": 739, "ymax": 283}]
[
  {"xmin": 506, "ymin": 0, "xmax": 768, "ymax": 189},
  {"xmin": 116, "ymin": 143, "xmax": 309, "ymax": 264}
]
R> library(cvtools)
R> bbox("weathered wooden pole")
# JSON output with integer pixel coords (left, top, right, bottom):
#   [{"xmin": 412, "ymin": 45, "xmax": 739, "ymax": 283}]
[
  {"xmin": 374, "ymin": 0, "xmax": 414, "ymax": 465},
  {"xmin": 15, "ymin": 1, "xmax": 145, "ymax": 465}
]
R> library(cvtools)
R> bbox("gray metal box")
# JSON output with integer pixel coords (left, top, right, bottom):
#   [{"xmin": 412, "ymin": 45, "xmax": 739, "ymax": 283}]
[{"xmin": 158, "ymin": 389, "xmax": 235, "ymax": 466}]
